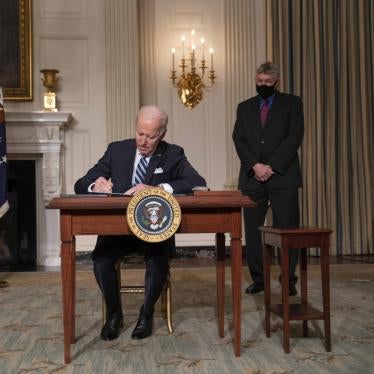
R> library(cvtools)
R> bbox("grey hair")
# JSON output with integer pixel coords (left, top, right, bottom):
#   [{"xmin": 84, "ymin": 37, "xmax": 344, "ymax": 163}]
[
  {"xmin": 256, "ymin": 62, "xmax": 280, "ymax": 79},
  {"xmin": 136, "ymin": 106, "xmax": 168, "ymax": 134}
]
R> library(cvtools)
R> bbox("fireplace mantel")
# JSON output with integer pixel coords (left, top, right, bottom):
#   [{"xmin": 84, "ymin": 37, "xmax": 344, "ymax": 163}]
[
  {"xmin": 6, "ymin": 111, "xmax": 72, "ymax": 124},
  {"xmin": 6, "ymin": 111, "xmax": 73, "ymax": 267},
  {"xmin": 6, "ymin": 111, "xmax": 72, "ymax": 204}
]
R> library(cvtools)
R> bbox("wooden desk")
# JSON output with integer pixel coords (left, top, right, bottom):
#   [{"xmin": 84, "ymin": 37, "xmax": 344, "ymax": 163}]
[{"xmin": 47, "ymin": 191, "xmax": 255, "ymax": 363}]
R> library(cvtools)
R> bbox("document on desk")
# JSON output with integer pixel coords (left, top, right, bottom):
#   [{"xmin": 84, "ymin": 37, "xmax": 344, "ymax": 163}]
[
  {"xmin": 89, "ymin": 191, "xmax": 132, "ymax": 196},
  {"xmin": 61, "ymin": 192, "xmax": 132, "ymax": 197}
]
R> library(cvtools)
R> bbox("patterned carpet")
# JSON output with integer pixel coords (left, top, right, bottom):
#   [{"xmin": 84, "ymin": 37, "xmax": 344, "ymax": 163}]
[{"xmin": 0, "ymin": 264, "xmax": 373, "ymax": 373}]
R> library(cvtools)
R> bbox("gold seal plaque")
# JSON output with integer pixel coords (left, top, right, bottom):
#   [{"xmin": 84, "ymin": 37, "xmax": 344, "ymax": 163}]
[{"xmin": 126, "ymin": 188, "xmax": 181, "ymax": 243}]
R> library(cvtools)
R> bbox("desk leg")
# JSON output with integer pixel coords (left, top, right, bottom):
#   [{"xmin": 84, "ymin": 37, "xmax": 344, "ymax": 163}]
[
  {"xmin": 61, "ymin": 238, "xmax": 76, "ymax": 364},
  {"xmin": 216, "ymin": 233, "xmax": 225, "ymax": 338},
  {"xmin": 231, "ymin": 236, "xmax": 242, "ymax": 357}
]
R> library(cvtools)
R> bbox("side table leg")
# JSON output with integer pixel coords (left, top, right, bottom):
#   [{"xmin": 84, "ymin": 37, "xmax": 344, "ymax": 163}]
[
  {"xmin": 263, "ymin": 242, "xmax": 272, "ymax": 337},
  {"xmin": 300, "ymin": 248, "xmax": 308, "ymax": 337},
  {"xmin": 321, "ymin": 243, "xmax": 331, "ymax": 351},
  {"xmin": 216, "ymin": 233, "xmax": 225, "ymax": 338},
  {"xmin": 231, "ymin": 236, "xmax": 242, "ymax": 357},
  {"xmin": 281, "ymin": 247, "xmax": 290, "ymax": 353}
]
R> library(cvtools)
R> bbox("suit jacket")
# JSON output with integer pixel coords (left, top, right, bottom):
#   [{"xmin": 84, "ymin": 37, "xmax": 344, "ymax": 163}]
[
  {"xmin": 232, "ymin": 91, "xmax": 304, "ymax": 191},
  {"xmin": 74, "ymin": 139, "xmax": 206, "ymax": 194}
]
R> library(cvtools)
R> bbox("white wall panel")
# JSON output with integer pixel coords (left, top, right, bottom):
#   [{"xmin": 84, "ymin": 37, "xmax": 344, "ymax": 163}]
[
  {"xmin": 154, "ymin": 0, "xmax": 226, "ymax": 190},
  {"xmin": 153, "ymin": 0, "xmax": 226, "ymax": 247},
  {"xmin": 39, "ymin": 0, "xmax": 87, "ymax": 19},
  {"xmin": 64, "ymin": 130, "xmax": 91, "ymax": 194},
  {"xmin": 39, "ymin": 38, "xmax": 89, "ymax": 107},
  {"xmin": 173, "ymin": 11, "xmax": 204, "ymax": 26}
]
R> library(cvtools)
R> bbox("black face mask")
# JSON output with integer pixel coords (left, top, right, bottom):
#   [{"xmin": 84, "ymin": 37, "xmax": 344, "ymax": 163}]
[{"xmin": 256, "ymin": 84, "xmax": 276, "ymax": 99}]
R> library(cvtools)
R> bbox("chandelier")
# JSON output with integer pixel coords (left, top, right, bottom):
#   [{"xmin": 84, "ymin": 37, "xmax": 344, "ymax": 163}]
[{"xmin": 170, "ymin": 30, "xmax": 216, "ymax": 109}]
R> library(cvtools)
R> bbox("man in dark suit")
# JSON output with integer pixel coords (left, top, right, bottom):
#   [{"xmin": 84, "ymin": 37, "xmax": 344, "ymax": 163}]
[
  {"xmin": 75, "ymin": 106, "xmax": 206, "ymax": 341},
  {"xmin": 232, "ymin": 62, "xmax": 304, "ymax": 296}
]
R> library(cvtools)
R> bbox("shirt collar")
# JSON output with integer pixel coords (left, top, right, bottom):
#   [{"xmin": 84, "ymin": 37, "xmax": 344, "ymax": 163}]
[
  {"xmin": 260, "ymin": 92, "xmax": 276, "ymax": 107},
  {"xmin": 136, "ymin": 149, "xmax": 152, "ymax": 161}
]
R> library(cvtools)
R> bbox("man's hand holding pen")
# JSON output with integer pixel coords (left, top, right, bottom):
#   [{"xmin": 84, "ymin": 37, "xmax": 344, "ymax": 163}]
[
  {"xmin": 92, "ymin": 177, "xmax": 113, "ymax": 194},
  {"xmin": 92, "ymin": 177, "xmax": 152, "ymax": 195}
]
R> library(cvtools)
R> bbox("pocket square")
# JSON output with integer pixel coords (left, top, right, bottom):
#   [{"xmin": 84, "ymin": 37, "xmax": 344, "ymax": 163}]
[{"xmin": 154, "ymin": 167, "xmax": 164, "ymax": 174}]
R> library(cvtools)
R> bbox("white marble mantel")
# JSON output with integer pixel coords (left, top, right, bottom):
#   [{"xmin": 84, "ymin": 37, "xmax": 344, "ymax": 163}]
[
  {"xmin": 6, "ymin": 111, "xmax": 72, "ymax": 203},
  {"xmin": 6, "ymin": 111, "xmax": 72, "ymax": 266}
]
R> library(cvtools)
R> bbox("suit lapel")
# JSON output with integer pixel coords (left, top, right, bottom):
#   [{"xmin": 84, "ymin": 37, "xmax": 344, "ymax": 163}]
[
  {"xmin": 125, "ymin": 140, "xmax": 137, "ymax": 184},
  {"xmin": 143, "ymin": 141, "xmax": 167, "ymax": 184},
  {"xmin": 252, "ymin": 96, "xmax": 261, "ymax": 129}
]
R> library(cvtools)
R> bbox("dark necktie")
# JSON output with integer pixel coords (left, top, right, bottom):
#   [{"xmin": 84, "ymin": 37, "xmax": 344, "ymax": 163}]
[
  {"xmin": 134, "ymin": 157, "xmax": 148, "ymax": 186},
  {"xmin": 260, "ymin": 99, "xmax": 270, "ymax": 126}
]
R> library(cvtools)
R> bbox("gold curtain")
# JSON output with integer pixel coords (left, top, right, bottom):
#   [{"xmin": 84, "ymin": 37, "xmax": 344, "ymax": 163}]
[{"xmin": 267, "ymin": 0, "xmax": 374, "ymax": 255}]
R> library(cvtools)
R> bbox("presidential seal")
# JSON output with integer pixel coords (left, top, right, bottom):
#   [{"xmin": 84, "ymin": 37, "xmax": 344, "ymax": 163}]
[{"xmin": 126, "ymin": 188, "xmax": 181, "ymax": 243}]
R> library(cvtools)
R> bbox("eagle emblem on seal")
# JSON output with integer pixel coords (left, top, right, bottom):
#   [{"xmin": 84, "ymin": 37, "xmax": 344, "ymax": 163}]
[{"xmin": 143, "ymin": 201, "xmax": 168, "ymax": 230}]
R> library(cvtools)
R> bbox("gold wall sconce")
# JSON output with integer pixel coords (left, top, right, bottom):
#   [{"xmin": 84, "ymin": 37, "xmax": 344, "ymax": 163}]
[
  {"xmin": 40, "ymin": 69, "xmax": 59, "ymax": 112},
  {"xmin": 170, "ymin": 30, "xmax": 216, "ymax": 109}
]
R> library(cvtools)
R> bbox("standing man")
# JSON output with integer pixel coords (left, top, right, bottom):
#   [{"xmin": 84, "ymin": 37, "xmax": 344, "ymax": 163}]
[
  {"xmin": 232, "ymin": 62, "xmax": 304, "ymax": 296},
  {"xmin": 75, "ymin": 106, "xmax": 206, "ymax": 341}
]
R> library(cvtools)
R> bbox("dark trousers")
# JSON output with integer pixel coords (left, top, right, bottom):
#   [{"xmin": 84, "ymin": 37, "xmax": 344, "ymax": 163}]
[
  {"xmin": 243, "ymin": 187, "xmax": 300, "ymax": 286},
  {"xmin": 92, "ymin": 235, "xmax": 172, "ymax": 320}
]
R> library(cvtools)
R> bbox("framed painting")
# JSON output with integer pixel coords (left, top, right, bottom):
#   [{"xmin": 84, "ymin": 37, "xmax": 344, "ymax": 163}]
[{"xmin": 0, "ymin": 0, "xmax": 32, "ymax": 101}]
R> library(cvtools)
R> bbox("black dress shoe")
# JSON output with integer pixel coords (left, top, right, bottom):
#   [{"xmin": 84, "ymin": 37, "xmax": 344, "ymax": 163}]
[
  {"xmin": 278, "ymin": 276, "xmax": 298, "ymax": 296},
  {"xmin": 101, "ymin": 314, "xmax": 124, "ymax": 341},
  {"xmin": 245, "ymin": 283, "xmax": 264, "ymax": 295},
  {"xmin": 289, "ymin": 282, "xmax": 297, "ymax": 296},
  {"xmin": 131, "ymin": 312, "xmax": 153, "ymax": 340}
]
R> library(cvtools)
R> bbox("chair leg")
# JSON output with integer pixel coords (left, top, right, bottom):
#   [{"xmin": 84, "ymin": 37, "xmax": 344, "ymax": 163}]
[
  {"xmin": 160, "ymin": 273, "xmax": 174, "ymax": 333},
  {"xmin": 166, "ymin": 278, "xmax": 173, "ymax": 333}
]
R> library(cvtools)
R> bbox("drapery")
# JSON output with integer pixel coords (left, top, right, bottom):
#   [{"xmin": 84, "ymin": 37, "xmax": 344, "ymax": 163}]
[{"xmin": 267, "ymin": 0, "xmax": 374, "ymax": 255}]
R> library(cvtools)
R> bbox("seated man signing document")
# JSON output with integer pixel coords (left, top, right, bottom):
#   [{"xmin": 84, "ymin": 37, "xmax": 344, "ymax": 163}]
[{"xmin": 75, "ymin": 106, "xmax": 206, "ymax": 341}]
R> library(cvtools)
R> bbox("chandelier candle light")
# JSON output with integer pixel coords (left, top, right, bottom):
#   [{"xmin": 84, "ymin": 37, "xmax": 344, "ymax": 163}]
[{"xmin": 170, "ymin": 29, "xmax": 216, "ymax": 109}]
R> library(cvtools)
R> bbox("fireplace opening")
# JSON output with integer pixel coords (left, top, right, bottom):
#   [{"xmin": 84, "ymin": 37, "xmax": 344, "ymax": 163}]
[{"xmin": 0, "ymin": 160, "xmax": 37, "ymax": 271}]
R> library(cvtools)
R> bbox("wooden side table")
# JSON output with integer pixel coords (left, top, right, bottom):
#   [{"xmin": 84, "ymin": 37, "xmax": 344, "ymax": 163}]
[{"xmin": 260, "ymin": 226, "xmax": 333, "ymax": 353}]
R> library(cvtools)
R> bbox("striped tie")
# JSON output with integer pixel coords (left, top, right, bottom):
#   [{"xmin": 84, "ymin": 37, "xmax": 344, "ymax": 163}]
[{"xmin": 134, "ymin": 157, "xmax": 148, "ymax": 185}]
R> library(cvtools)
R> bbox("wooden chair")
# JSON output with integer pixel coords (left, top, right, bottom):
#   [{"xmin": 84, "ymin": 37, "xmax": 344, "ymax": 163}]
[
  {"xmin": 260, "ymin": 226, "xmax": 333, "ymax": 353},
  {"xmin": 102, "ymin": 255, "xmax": 173, "ymax": 333}
]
